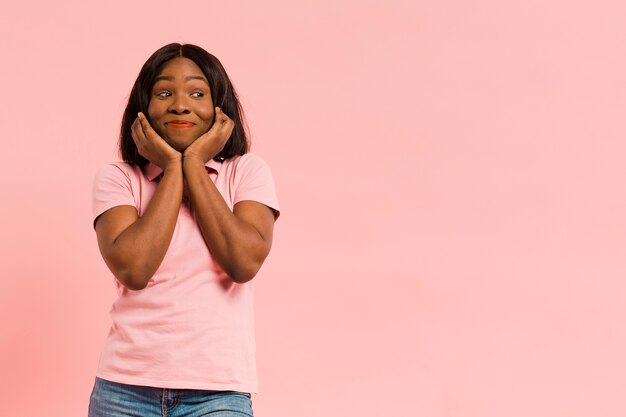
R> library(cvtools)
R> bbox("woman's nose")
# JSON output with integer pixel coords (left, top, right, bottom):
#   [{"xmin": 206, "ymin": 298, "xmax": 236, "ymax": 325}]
[{"xmin": 168, "ymin": 96, "xmax": 190, "ymax": 114}]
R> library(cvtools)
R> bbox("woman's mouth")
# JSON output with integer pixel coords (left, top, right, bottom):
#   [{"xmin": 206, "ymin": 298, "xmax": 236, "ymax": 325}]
[{"xmin": 166, "ymin": 121, "xmax": 195, "ymax": 128}]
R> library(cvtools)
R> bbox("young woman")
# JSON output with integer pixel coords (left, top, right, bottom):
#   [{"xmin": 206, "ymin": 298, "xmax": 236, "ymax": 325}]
[{"xmin": 88, "ymin": 43, "xmax": 280, "ymax": 417}]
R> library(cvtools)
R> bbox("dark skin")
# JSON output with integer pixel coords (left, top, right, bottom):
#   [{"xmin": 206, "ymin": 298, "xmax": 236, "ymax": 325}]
[{"xmin": 95, "ymin": 57, "xmax": 275, "ymax": 290}]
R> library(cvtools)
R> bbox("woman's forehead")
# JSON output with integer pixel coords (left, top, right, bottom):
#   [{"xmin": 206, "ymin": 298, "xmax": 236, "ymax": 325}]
[{"xmin": 156, "ymin": 57, "xmax": 207, "ymax": 81}]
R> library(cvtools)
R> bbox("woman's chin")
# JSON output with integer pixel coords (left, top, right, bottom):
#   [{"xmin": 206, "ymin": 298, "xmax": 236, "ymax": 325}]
[{"xmin": 164, "ymin": 137, "xmax": 193, "ymax": 153}]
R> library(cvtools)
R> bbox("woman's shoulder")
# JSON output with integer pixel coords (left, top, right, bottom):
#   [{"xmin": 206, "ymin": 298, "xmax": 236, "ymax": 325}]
[
  {"xmin": 95, "ymin": 160, "xmax": 134, "ymax": 171},
  {"xmin": 223, "ymin": 152, "xmax": 272, "ymax": 171},
  {"xmin": 94, "ymin": 160, "xmax": 145, "ymax": 182},
  {"xmin": 221, "ymin": 152, "xmax": 277, "ymax": 191}
]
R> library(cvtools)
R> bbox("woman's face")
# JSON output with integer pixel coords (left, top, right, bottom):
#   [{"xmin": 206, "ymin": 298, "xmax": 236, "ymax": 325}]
[{"xmin": 147, "ymin": 57, "xmax": 215, "ymax": 152}]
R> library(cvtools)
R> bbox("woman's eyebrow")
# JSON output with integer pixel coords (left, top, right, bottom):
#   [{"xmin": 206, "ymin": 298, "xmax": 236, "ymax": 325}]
[{"xmin": 154, "ymin": 75, "xmax": 209, "ymax": 83}]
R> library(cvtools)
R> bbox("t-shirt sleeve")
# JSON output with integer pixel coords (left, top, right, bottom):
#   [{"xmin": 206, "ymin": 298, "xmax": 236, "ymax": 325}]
[
  {"xmin": 92, "ymin": 163, "xmax": 138, "ymax": 228},
  {"xmin": 232, "ymin": 154, "xmax": 281, "ymax": 220}
]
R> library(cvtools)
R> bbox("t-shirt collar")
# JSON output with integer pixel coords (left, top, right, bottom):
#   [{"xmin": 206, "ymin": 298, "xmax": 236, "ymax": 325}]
[{"xmin": 144, "ymin": 158, "xmax": 222, "ymax": 181}]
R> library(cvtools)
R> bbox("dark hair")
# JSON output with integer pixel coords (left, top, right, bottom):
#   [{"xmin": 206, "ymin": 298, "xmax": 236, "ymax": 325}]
[{"xmin": 119, "ymin": 43, "xmax": 249, "ymax": 166}]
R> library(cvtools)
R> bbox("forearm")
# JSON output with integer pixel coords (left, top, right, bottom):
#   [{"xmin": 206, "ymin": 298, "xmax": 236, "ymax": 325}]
[
  {"xmin": 182, "ymin": 156, "xmax": 268, "ymax": 283},
  {"xmin": 109, "ymin": 161, "xmax": 183, "ymax": 288}
]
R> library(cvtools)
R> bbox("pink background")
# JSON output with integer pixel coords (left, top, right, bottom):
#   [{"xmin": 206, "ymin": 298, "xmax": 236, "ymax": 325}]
[{"xmin": 1, "ymin": 1, "xmax": 625, "ymax": 416}]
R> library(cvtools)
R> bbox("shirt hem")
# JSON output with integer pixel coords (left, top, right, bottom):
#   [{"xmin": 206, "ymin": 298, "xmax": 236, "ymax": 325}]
[{"xmin": 95, "ymin": 371, "xmax": 259, "ymax": 394}]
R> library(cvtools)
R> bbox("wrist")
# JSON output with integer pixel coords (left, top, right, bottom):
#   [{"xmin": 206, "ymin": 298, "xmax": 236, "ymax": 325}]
[
  {"xmin": 182, "ymin": 152, "xmax": 209, "ymax": 167},
  {"xmin": 162, "ymin": 156, "xmax": 183, "ymax": 173}
]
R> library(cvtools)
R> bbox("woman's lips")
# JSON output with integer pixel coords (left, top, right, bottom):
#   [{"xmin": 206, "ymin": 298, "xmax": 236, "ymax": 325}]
[{"xmin": 166, "ymin": 121, "xmax": 194, "ymax": 128}]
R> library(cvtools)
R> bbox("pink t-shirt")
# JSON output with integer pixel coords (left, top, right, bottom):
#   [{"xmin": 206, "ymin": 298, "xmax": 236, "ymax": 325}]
[{"xmin": 92, "ymin": 153, "xmax": 280, "ymax": 393}]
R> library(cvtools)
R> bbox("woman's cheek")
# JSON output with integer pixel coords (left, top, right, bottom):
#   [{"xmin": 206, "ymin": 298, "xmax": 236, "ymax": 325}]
[{"xmin": 153, "ymin": 124, "xmax": 166, "ymax": 139}]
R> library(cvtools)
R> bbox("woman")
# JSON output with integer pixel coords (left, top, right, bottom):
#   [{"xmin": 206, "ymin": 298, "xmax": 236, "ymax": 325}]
[{"xmin": 88, "ymin": 43, "xmax": 280, "ymax": 417}]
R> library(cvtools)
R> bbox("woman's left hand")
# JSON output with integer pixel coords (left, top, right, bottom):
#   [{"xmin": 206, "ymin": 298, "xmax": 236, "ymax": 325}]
[{"xmin": 184, "ymin": 107, "xmax": 235, "ymax": 164}]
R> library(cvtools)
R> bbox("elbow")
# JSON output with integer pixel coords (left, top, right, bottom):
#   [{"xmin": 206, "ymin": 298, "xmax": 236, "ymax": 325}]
[
  {"xmin": 223, "ymin": 231, "xmax": 273, "ymax": 284},
  {"xmin": 101, "ymin": 246, "xmax": 156, "ymax": 291},
  {"xmin": 227, "ymin": 260, "xmax": 263, "ymax": 284},
  {"xmin": 114, "ymin": 267, "xmax": 151, "ymax": 291},
  {"xmin": 123, "ymin": 278, "xmax": 149, "ymax": 291},
  {"xmin": 228, "ymin": 246, "xmax": 273, "ymax": 283}
]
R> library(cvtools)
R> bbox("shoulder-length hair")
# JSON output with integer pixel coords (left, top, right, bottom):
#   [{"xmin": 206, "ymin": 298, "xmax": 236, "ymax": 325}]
[{"xmin": 119, "ymin": 43, "xmax": 249, "ymax": 166}]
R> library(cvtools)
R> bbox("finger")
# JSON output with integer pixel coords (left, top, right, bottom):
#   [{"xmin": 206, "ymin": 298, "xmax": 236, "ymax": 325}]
[
  {"xmin": 215, "ymin": 107, "xmax": 231, "ymax": 124},
  {"xmin": 131, "ymin": 116, "xmax": 140, "ymax": 132},
  {"xmin": 131, "ymin": 118, "xmax": 140, "ymax": 143},
  {"xmin": 222, "ymin": 115, "xmax": 234, "ymax": 129},
  {"xmin": 131, "ymin": 117, "xmax": 143, "ymax": 140},
  {"xmin": 208, "ymin": 113, "xmax": 227, "ymax": 132},
  {"xmin": 218, "ymin": 120, "xmax": 235, "ymax": 141},
  {"xmin": 216, "ymin": 112, "xmax": 234, "ymax": 131},
  {"xmin": 131, "ymin": 117, "xmax": 147, "ymax": 147},
  {"xmin": 137, "ymin": 112, "xmax": 156, "ymax": 138}
]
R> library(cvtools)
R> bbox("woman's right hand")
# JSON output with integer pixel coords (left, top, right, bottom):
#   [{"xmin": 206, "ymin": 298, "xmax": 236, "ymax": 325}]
[{"xmin": 131, "ymin": 112, "xmax": 181, "ymax": 170}]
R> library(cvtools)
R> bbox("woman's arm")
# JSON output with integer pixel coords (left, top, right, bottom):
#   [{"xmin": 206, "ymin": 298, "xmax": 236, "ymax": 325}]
[
  {"xmin": 183, "ymin": 155, "xmax": 275, "ymax": 283},
  {"xmin": 95, "ymin": 162, "xmax": 183, "ymax": 290},
  {"xmin": 182, "ymin": 107, "xmax": 276, "ymax": 283},
  {"xmin": 95, "ymin": 113, "xmax": 184, "ymax": 290}
]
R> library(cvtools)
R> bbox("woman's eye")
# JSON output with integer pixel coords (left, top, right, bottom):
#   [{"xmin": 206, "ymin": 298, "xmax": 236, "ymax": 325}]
[
  {"xmin": 192, "ymin": 92, "xmax": 204, "ymax": 98},
  {"xmin": 156, "ymin": 91, "xmax": 171, "ymax": 97}
]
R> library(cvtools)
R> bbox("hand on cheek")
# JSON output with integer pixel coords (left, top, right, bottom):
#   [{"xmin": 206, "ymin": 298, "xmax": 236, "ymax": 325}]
[
  {"xmin": 131, "ymin": 112, "xmax": 182, "ymax": 169},
  {"xmin": 184, "ymin": 107, "xmax": 235, "ymax": 164}
]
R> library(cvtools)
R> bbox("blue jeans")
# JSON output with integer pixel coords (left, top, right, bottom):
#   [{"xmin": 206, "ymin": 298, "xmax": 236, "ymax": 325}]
[{"xmin": 88, "ymin": 377, "xmax": 254, "ymax": 417}]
